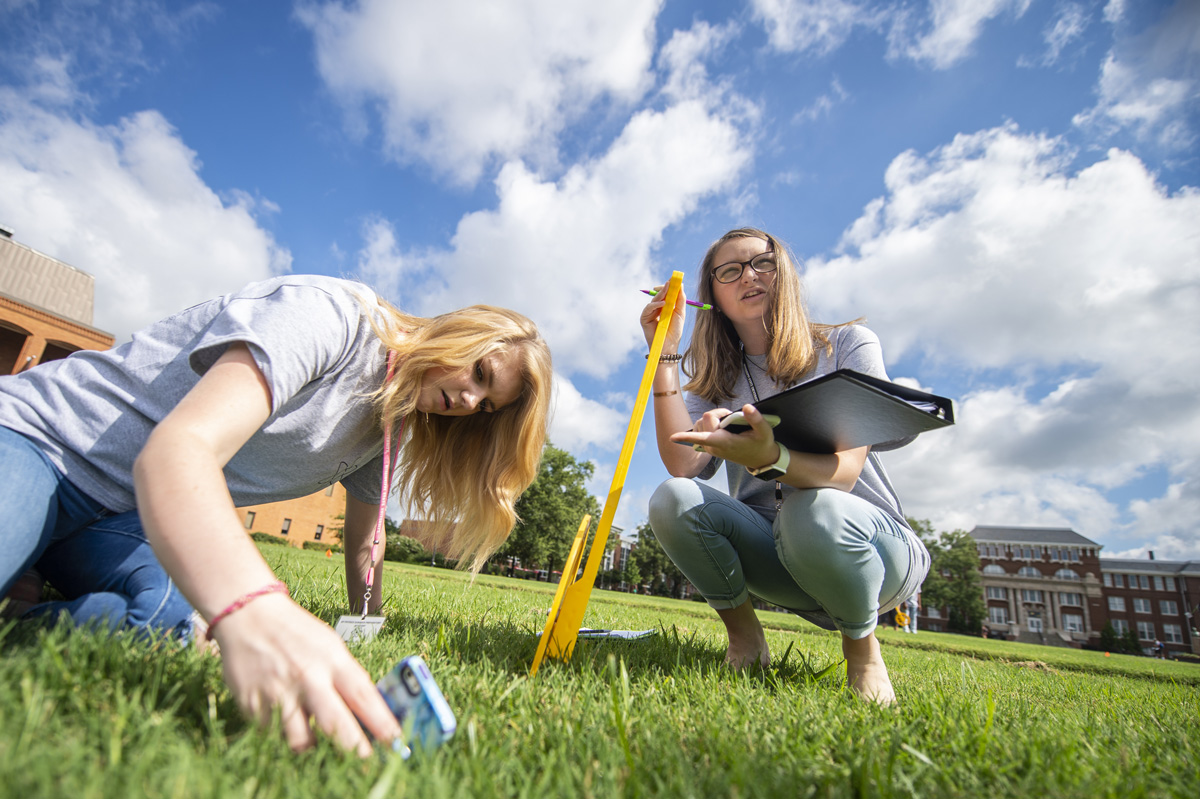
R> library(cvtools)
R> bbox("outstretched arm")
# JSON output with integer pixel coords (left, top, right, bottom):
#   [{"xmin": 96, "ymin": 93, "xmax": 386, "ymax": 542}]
[{"xmin": 133, "ymin": 342, "xmax": 401, "ymax": 756}]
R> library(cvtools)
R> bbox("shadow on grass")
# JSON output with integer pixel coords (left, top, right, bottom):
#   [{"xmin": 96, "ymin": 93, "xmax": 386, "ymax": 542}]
[{"xmin": 335, "ymin": 603, "xmax": 844, "ymax": 695}]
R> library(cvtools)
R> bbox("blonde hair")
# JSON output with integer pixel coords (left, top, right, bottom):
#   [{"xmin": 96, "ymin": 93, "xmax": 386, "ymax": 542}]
[
  {"xmin": 368, "ymin": 301, "xmax": 552, "ymax": 573},
  {"xmin": 684, "ymin": 227, "xmax": 857, "ymax": 404}
]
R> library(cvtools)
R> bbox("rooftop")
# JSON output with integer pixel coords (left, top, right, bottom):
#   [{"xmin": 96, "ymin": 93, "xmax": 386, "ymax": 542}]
[
  {"xmin": 1100, "ymin": 558, "xmax": 1200, "ymax": 576},
  {"xmin": 969, "ymin": 525, "xmax": 1101, "ymax": 548}
]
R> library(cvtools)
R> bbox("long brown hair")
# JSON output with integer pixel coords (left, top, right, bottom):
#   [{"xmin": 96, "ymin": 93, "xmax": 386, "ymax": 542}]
[
  {"xmin": 684, "ymin": 227, "xmax": 855, "ymax": 403},
  {"xmin": 368, "ymin": 301, "xmax": 552, "ymax": 573}
]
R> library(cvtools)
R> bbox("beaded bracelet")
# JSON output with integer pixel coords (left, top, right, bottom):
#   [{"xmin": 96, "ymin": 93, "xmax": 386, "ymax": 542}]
[
  {"xmin": 205, "ymin": 581, "xmax": 289, "ymax": 641},
  {"xmin": 645, "ymin": 353, "xmax": 683, "ymax": 363}
]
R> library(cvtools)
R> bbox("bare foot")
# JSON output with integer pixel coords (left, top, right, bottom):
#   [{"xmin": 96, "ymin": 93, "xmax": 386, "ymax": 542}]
[
  {"xmin": 843, "ymin": 632, "xmax": 895, "ymax": 705},
  {"xmin": 717, "ymin": 600, "xmax": 770, "ymax": 670}
]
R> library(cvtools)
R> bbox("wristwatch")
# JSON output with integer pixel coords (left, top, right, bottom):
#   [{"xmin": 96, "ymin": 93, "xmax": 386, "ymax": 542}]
[{"xmin": 747, "ymin": 444, "xmax": 790, "ymax": 481}]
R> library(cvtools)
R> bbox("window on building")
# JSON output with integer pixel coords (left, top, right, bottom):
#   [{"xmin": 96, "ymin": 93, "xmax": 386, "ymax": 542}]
[
  {"xmin": 1021, "ymin": 589, "xmax": 1044, "ymax": 603},
  {"xmin": 986, "ymin": 586, "xmax": 1008, "ymax": 600},
  {"xmin": 1028, "ymin": 617, "xmax": 1044, "ymax": 632},
  {"xmin": 1137, "ymin": 575, "xmax": 1150, "ymax": 590},
  {"xmin": 1018, "ymin": 566, "xmax": 1041, "ymax": 578},
  {"xmin": 1059, "ymin": 592, "xmax": 1083, "ymax": 606},
  {"xmin": 1062, "ymin": 614, "xmax": 1084, "ymax": 633},
  {"xmin": 1112, "ymin": 574, "xmax": 1124, "ymax": 588},
  {"xmin": 1165, "ymin": 577, "xmax": 1176, "ymax": 591},
  {"xmin": 927, "ymin": 607, "xmax": 942, "ymax": 619},
  {"xmin": 983, "ymin": 564, "xmax": 1006, "ymax": 575},
  {"xmin": 1160, "ymin": 600, "xmax": 1178, "ymax": 615},
  {"xmin": 1108, "ymin": 596, "xmax": 1126, "ymax": 612},
  {"xmin": 1054, "ymin": 568, "xmax": 1080, "ymax": 581},
  {"xmin": 1112, "ymin": 619, "xmax": 1129, "ymax": 635},
  {"xmin": 314, "ymin": 524, "xmax": 324, "ymax": 541},
  {"xmin": 1136, "ymin": 621, "xmax": 1155, "ymax": 641},
  {"xmin": 244, "ymin": 511, "xmax": 256, "ymax": 530},
  {"xmin": 1153, "ymin": 576, "xmax": 1164, "ymax": 592},
  {"xmin": 1163, "ymin": 624, "xmax": 1184, "ymax": 644},
  {"xmin": 988, "ymin": 606, "xmax": 1008, "ymax": 624},
  {"xmin": 1133, "ymin": 598, "xmax": 1152, "ymax": 614},
  {"xmin": 281, "ymin": 518, "xmax": 292, "ymax": 536},
  {"xmin": 1103, "ymin": 573, "xmax": 1113, "ymax": 587}
]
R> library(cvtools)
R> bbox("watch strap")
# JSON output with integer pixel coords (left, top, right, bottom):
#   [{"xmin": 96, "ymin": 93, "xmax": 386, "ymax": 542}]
[{"xmin": 748, "ymin": 444, "xmax": 789, "ymax": 481}]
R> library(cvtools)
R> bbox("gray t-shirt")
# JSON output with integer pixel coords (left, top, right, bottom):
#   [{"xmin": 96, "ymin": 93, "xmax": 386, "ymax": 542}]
[
  {"xmin": 687, "ymin": 324, "xmax": 911, "ymax": 527},
  {"xmin": 0, "ymin": 275, "xmax": 390, "ymax": 512}
]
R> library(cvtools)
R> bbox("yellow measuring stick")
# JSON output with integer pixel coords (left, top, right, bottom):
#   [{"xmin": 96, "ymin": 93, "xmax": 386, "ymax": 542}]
[{"xmin": 529, "ymin": 271, "xmax": 683, "ymax": 676}]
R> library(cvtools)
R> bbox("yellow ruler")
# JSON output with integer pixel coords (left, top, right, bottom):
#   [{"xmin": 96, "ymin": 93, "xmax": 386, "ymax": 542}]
[{"xmin": 530, "ymin": 270, "xmax": 683, "ymax": 676}]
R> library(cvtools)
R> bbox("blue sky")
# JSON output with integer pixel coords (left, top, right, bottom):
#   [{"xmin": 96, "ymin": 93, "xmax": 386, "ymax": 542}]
[{"xmin": 2, "ymin": 0, "xmax": 1198, "ymax": 560}]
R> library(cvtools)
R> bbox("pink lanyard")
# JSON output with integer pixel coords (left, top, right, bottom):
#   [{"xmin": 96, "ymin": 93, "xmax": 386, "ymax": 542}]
[{"xmin": 360, "ymin": 350, "xmax": 403, "ymax": 615}]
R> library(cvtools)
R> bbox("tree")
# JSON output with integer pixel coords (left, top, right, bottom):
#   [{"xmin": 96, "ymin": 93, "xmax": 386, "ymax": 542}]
[
  {"xmin": 915, "ymin": 521, "xmax": 986, "ymax": 634},
  {"xmin": 499, "ymin": 442, "xmax": 600, "ymax": 577},
  {"xmin": 627, "ymin": 522, "xmax": 690, "ymax": 598},
  {"xmin": 1099, "ymin": 621, "xmax": 1121, "ymax": 651}
]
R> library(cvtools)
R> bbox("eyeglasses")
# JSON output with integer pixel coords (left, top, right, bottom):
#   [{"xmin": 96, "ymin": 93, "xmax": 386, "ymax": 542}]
[{"xmin": 711, "ymin": 250, "xmax": 777, "ymax": 284}]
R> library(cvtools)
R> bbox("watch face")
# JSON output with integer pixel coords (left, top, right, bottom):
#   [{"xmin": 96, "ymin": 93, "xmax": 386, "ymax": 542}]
[{"xmin": 754, "ymin": 467, "xmax": 785, "ymax": 481}]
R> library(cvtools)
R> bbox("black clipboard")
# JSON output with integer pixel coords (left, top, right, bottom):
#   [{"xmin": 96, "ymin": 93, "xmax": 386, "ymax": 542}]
[{"xmin": 721, "ymin": 369, "xmax": 954, "ymax": 454}]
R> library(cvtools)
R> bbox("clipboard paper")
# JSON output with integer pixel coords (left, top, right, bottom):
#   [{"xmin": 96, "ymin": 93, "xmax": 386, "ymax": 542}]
[{"xmin": 723, "ymin": 369, "xmax": 954, "ymax": 453}]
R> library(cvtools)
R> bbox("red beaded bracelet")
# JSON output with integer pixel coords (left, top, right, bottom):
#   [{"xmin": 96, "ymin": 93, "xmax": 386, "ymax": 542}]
[{"xmin": 205, "ymin": 581, "xmax": 289, "ymax": 641}]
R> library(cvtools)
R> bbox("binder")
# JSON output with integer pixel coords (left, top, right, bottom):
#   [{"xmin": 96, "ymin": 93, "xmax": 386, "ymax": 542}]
[{"xmin": 720, "ymin": 369, "xmax": 954, "ymax": 453}]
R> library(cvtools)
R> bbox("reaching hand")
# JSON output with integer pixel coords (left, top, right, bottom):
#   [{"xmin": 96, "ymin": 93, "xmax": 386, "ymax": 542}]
[{"xmin": 212, "ymin": 593, "xmax": 402, "ymax": 756}]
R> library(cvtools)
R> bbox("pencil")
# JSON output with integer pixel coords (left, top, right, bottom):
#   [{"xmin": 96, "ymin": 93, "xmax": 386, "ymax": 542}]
[{"xmin": 640, "ymin": 289, "xmax": 713, "ymax": 311}]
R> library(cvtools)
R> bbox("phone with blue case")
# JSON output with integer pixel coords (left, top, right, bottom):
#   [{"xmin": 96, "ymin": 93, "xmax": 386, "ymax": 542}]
[{"xmin": 376, "ymin": 655, "xmax": 456, "ymax": 759}]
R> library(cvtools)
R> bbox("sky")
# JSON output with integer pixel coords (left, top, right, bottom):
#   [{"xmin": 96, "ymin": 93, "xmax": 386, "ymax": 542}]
[{"xmin": 1, "ymin": 0, "xmax": 1198, "ymax": 561}]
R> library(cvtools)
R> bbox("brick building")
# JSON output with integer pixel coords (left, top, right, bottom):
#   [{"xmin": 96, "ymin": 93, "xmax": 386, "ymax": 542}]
[
  {"xmin": 238, "ymin": 483, "xmax": 347, "ymax": 548},
  {"xmin": 1098, "ymin": 557, "xmax": 1200, "ymax": 657},
  {"xmin": 966, "ymin": 525, "xmax": 1106, "ymax": 646},
  {"xmin": 909, "ymin": 524, "xmax": 1200, "ymax": 658},
  {"xmin": 0, "ymin": 228, "xmax": 113, "ymax": 370}
]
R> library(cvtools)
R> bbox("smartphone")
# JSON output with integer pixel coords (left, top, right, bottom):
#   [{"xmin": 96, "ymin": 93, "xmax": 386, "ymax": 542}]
[
  {"xmin": 375, "ymin": 655, "xmax": 457, "ymax": 758},
  {"xmin": 717, "ymin": 411, "xmax": 781, "ymax": 434}
]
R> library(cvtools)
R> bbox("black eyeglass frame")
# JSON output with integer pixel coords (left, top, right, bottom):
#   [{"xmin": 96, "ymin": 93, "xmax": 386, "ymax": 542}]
[{"xmin": 710, "ymin": 248, "xmax": 778, "ymax": 284}]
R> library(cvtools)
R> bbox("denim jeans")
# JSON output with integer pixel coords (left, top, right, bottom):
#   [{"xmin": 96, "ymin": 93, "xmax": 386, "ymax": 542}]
[
  {"xmin": 0, "ymin": 426, "xmax": 194, "ymax": 639},
  {"xmin": 648, "ymin": 478, "xmax": 929, "ymax": 639}
]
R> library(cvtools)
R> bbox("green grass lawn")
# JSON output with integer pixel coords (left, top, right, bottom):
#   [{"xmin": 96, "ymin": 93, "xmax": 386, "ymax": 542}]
[{"xmin": 2, "ymin": 545, "xmax": 1197, "ymax": 798}]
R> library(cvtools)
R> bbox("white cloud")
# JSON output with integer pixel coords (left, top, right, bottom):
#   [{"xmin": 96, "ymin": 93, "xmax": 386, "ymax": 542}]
[
  {"xmin": 1073, "ymin": 0, "xmax": 1200, "ymax": 152},
  {"xmin": 297, "ymin": 0, "xmax": 662, "ymax": 185},
  {"xmin": 1, "ymin": 0, "xmax": 219, "ymax": 105},
  {"xmin": 805, "ymin": 124, "xmax": 1200, "ymax": 556},
  {"xmin": 1039, "ymin": 2, "xmax": 1089, "ymax": 66},
  {"xmin": 750, "ymin": 0, "xmax": 878, "ymax": 56},
  {"xmin": 890, "ymin": 0, "xmax": 1031, "ymax": 69},
  {"xmin": 548, "ymin": 374, "xmax": 627, "ymax": 454},
  {"xmin": 0, "ymin": 94, "xmax": 290, "ymax": 340}
]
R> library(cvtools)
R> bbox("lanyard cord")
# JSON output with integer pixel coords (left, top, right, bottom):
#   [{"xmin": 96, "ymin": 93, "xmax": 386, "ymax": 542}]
[
  {"xmin": 741, "ymin": 349, "xmax": 784, "ymax": 512},
  {"xmin": 361, "ymin": 350, "xmax": 404, "ymax": 618}
]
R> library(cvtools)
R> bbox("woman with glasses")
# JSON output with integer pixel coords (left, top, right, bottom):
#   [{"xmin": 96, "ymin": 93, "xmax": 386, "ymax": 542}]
[
  {"xmin": 639, "ymin": 228, "xmax": 927, "ymax": 704},
  {"xmin": 0, "ymin": 275, "xmax": 552, "ymax": 754}
]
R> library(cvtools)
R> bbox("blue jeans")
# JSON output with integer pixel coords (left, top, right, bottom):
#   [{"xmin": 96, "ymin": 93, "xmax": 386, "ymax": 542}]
[
  {"xmin": 0, "ymin": 427, "xmax": 194, "ymax": 639},
  {"xmin": 648, "ymin": 478, "xmax": 929, "ymax": 639}
]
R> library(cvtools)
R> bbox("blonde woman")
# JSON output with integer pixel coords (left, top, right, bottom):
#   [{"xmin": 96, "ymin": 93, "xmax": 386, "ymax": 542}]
[
  {"xmin": 0, "ymin": 275, "xmax": 552, "ymax": 754},
  {"xmin": 639, "ymin": 228, "xmax": 927, "ymax": 704}
]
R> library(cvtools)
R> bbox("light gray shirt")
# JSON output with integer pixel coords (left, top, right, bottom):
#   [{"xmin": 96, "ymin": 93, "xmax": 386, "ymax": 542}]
[
  {"xmin": 686, "ymin": 324, "xmax": 911, "ymax": 527},
  {"xmin": 0, "ymin": 275, "xmax": 391, "ymax": 512}
]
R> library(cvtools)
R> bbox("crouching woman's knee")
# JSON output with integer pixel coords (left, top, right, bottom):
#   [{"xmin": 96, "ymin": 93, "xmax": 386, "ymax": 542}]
[{"xmin": 647, "ymin": 477, "xmax": 705, "ymax": 549}]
